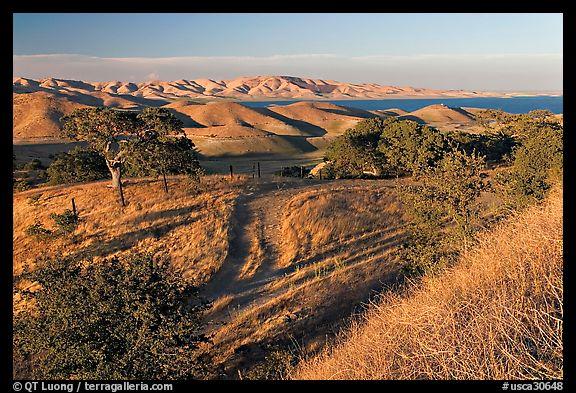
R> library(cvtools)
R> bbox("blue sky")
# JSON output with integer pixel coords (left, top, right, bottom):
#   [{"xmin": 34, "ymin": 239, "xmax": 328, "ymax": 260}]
[{"xmin": 13, "ymin": 13, "xmax": 563, "ymax": 91}]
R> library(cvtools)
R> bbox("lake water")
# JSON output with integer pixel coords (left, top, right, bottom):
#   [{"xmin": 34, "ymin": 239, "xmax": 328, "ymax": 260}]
[{"xmin": 242, "ymin": 96, "xmax": 563, "ymax": 114}]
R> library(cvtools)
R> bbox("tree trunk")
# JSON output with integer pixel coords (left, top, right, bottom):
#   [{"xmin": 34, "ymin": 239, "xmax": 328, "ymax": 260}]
[
  {"xmin": 162, "ymin": 170, "xmax": 169, "ymax": 194},
  {"xmin": 106, "ymin": 160, "xmax": 122, "ymax": 189}
]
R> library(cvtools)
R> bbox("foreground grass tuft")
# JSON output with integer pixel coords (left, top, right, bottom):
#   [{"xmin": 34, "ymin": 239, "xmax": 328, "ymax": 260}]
[{"xmin": 294, "ymin": 186, "xmax": 562, "ymax": 380}]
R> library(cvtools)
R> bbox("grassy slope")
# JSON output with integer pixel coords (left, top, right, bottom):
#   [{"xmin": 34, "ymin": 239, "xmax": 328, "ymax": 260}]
[
  {"xmin": 294, "ymin": 186, "xmax": 562, "ymax": 380},
  {"xmin": 198, "ymin": 180, "xmax": 408, "ymax": 374},
  {"xmin": 13, "ymin": 176, "xmax": 246, "ymax": 286}
]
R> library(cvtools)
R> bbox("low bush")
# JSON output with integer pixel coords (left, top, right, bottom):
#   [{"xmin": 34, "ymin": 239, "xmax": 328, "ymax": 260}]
[
  {"xmin": 495, "ymin": 116, "xmax": 563, "ymax": 209},
  {"xmin": 243, "ymin": 348, "xmax": 295, "ymax": 380},
  {"xmin": 49, "ymin": 210, "xmax": 78, "ymax": 235},
  {"xmin": 13, "ymin": 179, "xmax": 32, "ymax": 192},
  {"xmin": 24, "ymin": 222, "xmax": 53, "ymax": 241},
  {"xmin": 14, "ymin": 253, "xmax": 210, "ymax": 379},
  {"xmin": 22, "ymin": 159, "xmax": 45, "ymax": 171},
  {"xmin": 398, "ymin": 149, "xmax": 488, "ymax": 275}
]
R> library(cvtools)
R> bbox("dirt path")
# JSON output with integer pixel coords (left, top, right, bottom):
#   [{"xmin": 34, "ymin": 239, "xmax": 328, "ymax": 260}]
[
  {"xmin": 201, "ymin": 177, "xmax": 324, "ymax": 314},
  {"xmin": 197, "ymin": 176, "xmax": 407, "ymax": 379},
  {"xmin": 200, "ymin": 177, "xmax": 402, "ymax": 331}
]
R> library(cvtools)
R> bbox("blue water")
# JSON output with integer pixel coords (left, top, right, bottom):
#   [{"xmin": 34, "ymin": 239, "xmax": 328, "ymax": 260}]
[{"xmin": 242, "ymin": 96, "xmax": 563, "ymax": 114}]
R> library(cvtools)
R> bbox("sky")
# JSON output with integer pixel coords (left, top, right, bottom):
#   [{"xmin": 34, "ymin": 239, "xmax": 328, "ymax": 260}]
[{"xmin": 13, "ymin": 13, "xmax": 563, "ymax": 91}]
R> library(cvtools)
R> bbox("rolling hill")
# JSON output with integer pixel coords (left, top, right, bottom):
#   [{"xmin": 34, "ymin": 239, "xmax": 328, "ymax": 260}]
[
  {"xmin": 14, "ymin": 78, "xmax": 495, "ymax": 158},
  {"xmin": 13, "ymin": 75, "xmax": 500, "ymax": 101},
  {"xmin": 13, "ymin": 92, "xmax": 85, "ymax": 140},
  {"xmin": 266, "ymin": 102, "xmax": 375, "ymax": 134},
  {"xmin": 400, "ymin": 104, "xmax": 476, "ymax": 124}
]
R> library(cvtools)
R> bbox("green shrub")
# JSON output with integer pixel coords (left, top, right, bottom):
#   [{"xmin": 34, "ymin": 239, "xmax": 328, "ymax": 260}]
[
  {"xmin": 22, "ymin": 159, "xmax": 44, "ymax": 171},
  {"xmin": 378, "ymin": 119, "xmax": 449, "ymax": 176},
  {"xmin": 448, "ymin": 130, "xmax": 517, "ymax": 163},
  {"xmin": 496, "ymin": 118, "xmax": 563, "ymax": 208},
  {"xmin": 123, "ymin": 136, "xmax": 202, "ymax": 180},
  {"xmin": 325, "ymin": 118, "xmax": 388, "ymax": 178},
  {"xmin": 325, "ymin": 118, "xmax": 451, "ymax": 178},
  {"xmin": 47, "ymin": 147, "xmax": 110, "ymax": 185},
  {"xmin": 13, "ymin": 179, "xmax": 32, "ymax": 192},
  {"xmin": 14, "ymin": 253, "xmax": 209, "ymax": 379},
  {"xmin": 399, "ymin": 149, "xmax": 487, "ymax": 275},
  {"xmin": 49, "ymin": 210, "xmax": 78, "ymax": 235},
  {"xmin": 27, "ymin": 193, "xmax": 42, "ymax": 206},
  {"xmin": 24, "ymin": 222, "xmax": 53, "ymax": 241}
]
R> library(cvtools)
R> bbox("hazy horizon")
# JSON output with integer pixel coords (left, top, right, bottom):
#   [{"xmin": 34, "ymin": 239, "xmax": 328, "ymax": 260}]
[{"xmin": 13, "ymin": 13, "xmax": 563, "ymax": 91}]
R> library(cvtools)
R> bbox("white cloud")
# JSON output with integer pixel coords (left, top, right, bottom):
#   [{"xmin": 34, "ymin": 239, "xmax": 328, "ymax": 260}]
[{"xmin": 13, "ymin": 53, "xmax": 563, "ymax": 91}]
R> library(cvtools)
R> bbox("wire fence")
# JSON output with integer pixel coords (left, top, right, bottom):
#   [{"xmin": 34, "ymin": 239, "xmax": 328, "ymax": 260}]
[{"xmin": 199, "ymin": 157, "xmax": 324, "ymax": 177}]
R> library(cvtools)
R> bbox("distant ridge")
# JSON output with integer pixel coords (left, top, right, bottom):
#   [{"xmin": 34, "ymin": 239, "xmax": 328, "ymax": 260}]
[{"xmin": 13, "ymin": 75, "xmax": 509, "ymax": 101}]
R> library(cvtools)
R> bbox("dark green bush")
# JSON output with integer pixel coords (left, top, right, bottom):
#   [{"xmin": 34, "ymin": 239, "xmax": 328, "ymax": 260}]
[
  {"xmin": 378, "ymin": 119, "xmax": 449, "ymax": 176},
  {"xmin": 24, "ymin": 222, "xmax": 53, "ymax": 241},
  {"xmin": 398, "ymin": 149, "xmax": 487, "ymax": 275},
  {"xmin": 124, "ymin": 136, "xmax": 202, "ymax": 180},
  {"xmin": 325, "ymin": 118, "xmax": 388, "ymax": 178},
  {"xmin": 47, "ymin": 147, "xmax": 110, "ymax": 185},
  {"xmin": 496, "ymin": 117, "xmax": 563, "ymax": 208},
  {"xmin": 14, "ymin": 253, "xmax": 209, "ymax": 379},
  {"xmin": 448, "ymin": 130, "xmax": 517, "ymax": 163},
  {"xmin": 22, "ymin": 159, "xmax": 45, "ymax": 171},
  {"xmin": 49, "ymin": 210, "xmax": 78, "ymax": 235},
  {"xmin": 325, "ymin": 118, "xmax": 450, "ymax": 178},
  {"xmin": 13, "ymin": 179, "xmax": 32, "ymax": 192},
  {"xmin": 27, "ymin": 193, "xmax": 42, "ymax": 206}
]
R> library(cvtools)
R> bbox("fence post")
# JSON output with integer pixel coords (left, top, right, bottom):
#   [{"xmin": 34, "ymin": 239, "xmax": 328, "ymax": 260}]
[
  {"xmin": 71, "ymin": 198, "xmax": 78, "ymax": 221},
  {"xmin": 257, "ymin": 162, "xmax": 261, "ymax": 178},
  {"xmin": 300, "ymin": 166, "xmax": 304, "ymax": 178},
  {"xmin": 280, "ymin": 167, "xmax": 284, "ymax": 177},
  {"xmin": 229, "ymin": 165, "xmax": 234, "ymax": 180},
  {"xmin": 252, "ymin": 163, "xmax": 255, "ymax": 179},
  {"xmin": 319, "ymin": 169, "xmax": 323, "ymax": 180}
]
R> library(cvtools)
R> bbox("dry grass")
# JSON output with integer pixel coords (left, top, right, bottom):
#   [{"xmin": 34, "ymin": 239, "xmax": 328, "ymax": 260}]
[
  {"xmin": 279, "ymin": 185, "xmax": 404, "ymax": 266},
  {"xmin": 293, "ymin": 186, "xmax": 563, "ymax": 380},
  {"xmin": 202, "ymin": 182, "xmax": 407, "ymax": 372},
  {"xmin": 13, "ymin": 175, "xmax": 247, "ymax": 285}
]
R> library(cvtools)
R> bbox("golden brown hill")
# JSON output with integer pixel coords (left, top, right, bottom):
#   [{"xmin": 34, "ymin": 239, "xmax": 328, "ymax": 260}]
[
  {"xmin": 183, "ymin": 125, "xmax": 272, "ymax": 138},
  {"xmin": 13, "ymin": 92, "xmax": 85, "ymax": 140},
  {"xmin": 14, "ymin": 75, "xmax": 501, "ymax": 100},
  {"xmin": 294, "ymin": 186, "xmax": 562, "ymax": 380},
  {"xmin": 167, "ymin": 101, "xmax": 301, "ymax": 135},
  {"xmin": 371, "ymin": 108, "xmax": 409, "ymax": 117},
  {"xmin": 400, "ymin": 104, "xmax": 476, "ymax": 125},
  {"xmin": 267, "ymin": 102, "xmax": 375, "ymax": 134}
]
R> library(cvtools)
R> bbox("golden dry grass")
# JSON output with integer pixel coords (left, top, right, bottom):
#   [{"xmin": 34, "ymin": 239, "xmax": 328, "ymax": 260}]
[
  {"xmin": 202, "ymin": 182, "xmax": 406, "ymax": 372},
  {"xmin": 13, "ymin": 175, "xmax": 247, "ymax": 285},
  {"xmin": 279, "ymin": 185, "xmax": 404, "ymax": 266},
  {"xmin": 293, "ymin": 186, "xmax": 563, "ymax": 380}
]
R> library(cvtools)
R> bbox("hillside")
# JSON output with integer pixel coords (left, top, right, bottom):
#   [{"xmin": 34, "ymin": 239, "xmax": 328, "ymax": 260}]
[
  {"xmin": 396, "ymin": 104, "xmax": 478, "ymax": 131},
  {"xmin": 13, "ymin": 92, "xmax": 86, "ymax": 139},
  {"xmin": 294, "ymin": 186, "xmax": 563, "ymax": 380},
  {"xmin": 13, "ymin": 176, "xmax": 408, "ymax": 377},
  {"xmin": 12, "ymin": 176, "xmax": 243, "ymax": 285},
  {"xmin": 267, "ymin": 102, "xmax": 374, "ymax": 134},
  {"xmin": 402, "ymin": 104, "xmax": 475, "ymax": 123},
  {"xmin": 13, "ymin": 75, "xmax": 500, "ymax": 101},
  {"xmin": 168, "ymin": 101, "xmax": 302, "ymax": 135}
]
